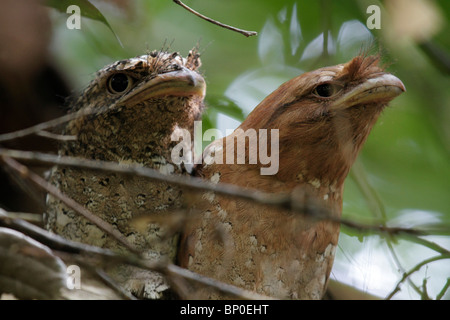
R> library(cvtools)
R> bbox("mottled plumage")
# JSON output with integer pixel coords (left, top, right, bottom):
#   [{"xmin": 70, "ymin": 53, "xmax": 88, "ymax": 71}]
[{"xmin": 45, "ymin": 49, "xmax": 205, "ymax": 299}]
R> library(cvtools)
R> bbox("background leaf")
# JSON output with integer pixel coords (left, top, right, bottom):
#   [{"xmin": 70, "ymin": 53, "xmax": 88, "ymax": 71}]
[{"xmin": 46, "ymin": 0, "xmax": 122, "ymax": 47}]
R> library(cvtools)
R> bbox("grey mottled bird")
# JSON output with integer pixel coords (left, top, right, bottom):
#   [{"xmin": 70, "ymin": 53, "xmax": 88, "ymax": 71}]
[{"xmin": 45, "ymin": 49, "xmax": 206, "ymax": 299}]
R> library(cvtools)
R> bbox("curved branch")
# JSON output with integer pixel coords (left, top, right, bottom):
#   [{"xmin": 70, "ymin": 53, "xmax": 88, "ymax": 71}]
[
  {"xmin": 1, "ymin": 148, "xmax": 449, "ymax": 249},
  {"xmin": 385, "ymin": 254, "xmax": 450, "ymax": 300},
  {"xmin": 173, "ymin": 0, "xmax": 257, "ymax": 37}
]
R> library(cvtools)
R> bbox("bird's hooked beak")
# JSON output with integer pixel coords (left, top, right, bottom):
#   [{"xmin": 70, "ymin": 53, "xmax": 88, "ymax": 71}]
[
  {"xmin": 330, "ymin": 73, "xmax": 406, "ymax": 110},
  {"xmin": 120, "ymin": 67, "xmax": 206, "ymax": 106}
]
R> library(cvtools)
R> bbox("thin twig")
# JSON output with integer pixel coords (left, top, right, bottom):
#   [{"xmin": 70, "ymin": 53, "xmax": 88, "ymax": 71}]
[
  {"xmin": 421, "ymin": 277, "xmax": 430, "ymax": 300},
  {"xmin": 0, "ymin": 106, "xmax": 103, "ymax": 143},
  {"xmin": 0, "ymin": 87, "xmax": 134, "ymax": 143},
  {"xmin": 54, "ymin": 250, "xmax": 137, "ymax": 300},
  {"xmin": 0, "ymin": 156, "xmax": 138, "ymax": 254},
  {"xmin": 1, "ymin": 148, "xmax": 449, "ymax": 248},
  {"xmin": 0, "ymin": 64, "xmax": 157, "ymax": 144},
  {"xmin": 1, "ymin": 151, "xmax": 449, "ymax": 299},
  {"xmin": 350, "ymin": 160, "xmax": 387, "ymax": 222},
  {"xmin": 351, "ymin": 159, "xmax": 423, "ymax": 295},
  {"xmin": 436, "ymin": 278, "xmax": 450, "ymax": 300},
  {"xmin": 0, "ymin": 210, "xmax": 271, "ymax": 300},
  {"xmin": 35, "ymin": 130, "xmax": 77, "ymax": 142},
  {"xmin": 173, "ymin": 0, "xmax": 257, "ymax": 37},
  {"xmin": 166, "ymin": 264, "xmax": 273, "ymax": 300},
  {"xmin": 0, "ymin": 207, "xmax": 119, "ymax": 256},
  {"xmin": 385, "ymin": 239, "xmax": 422, "ymax": 297},
  {"xmin": 92, "ymin": 267, "xmax": 137, "ymax": 300},
  {"xmin": 0, "ymin": 210, "xmax": 43, "ymax": 223},
  {"xmin": 385, "ymin": 254, "xmax": 450, "ymax": 300},
  {"xmin": 0, "ymin": 148, "xmax": 293, "ymax": 212}
]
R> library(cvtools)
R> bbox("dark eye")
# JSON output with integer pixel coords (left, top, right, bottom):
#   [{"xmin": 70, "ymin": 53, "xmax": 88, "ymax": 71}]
[
  {"xmin": 107, "ymin": 73, "xmax": 133, "ymax": 94},
  {"xmin": 313, "ymin": 83, "xmax": 342, "ymax": 98}
]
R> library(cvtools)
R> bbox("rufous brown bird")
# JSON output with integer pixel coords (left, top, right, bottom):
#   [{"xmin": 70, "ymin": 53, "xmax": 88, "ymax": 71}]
[
  {"xmin": 45, "ymin": 49, "xmax": 206, "ymax": 299},
  {"xmin": 178, "ymin": 55, "xmax": 405, "ymax": 299}
]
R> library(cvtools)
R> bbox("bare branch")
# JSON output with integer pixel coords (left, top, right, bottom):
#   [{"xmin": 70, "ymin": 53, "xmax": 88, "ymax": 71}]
[
  {"xmin": 1, "ymin": 149, "xmax": 449, "ymax": 299},
  {"xmin": 166, "ymin": 264, "xmax": 273, "ymax": 300},
  {"xmin": 0, "ymin": 209, "xmax": 271, "ymax": 299},
  {"xmin": 0, "ymin": 108, "xmax": 101, "ymax": 143},
  {"xmin": 0, "ymin": 96, "xmax": 121, "ymax": 144},
  {"xmin": 385, "ymin": 254, "xmax": 450, "ymax": 300},
  {"xmin": 0, "ymin": 148, "xmax": 294, "ymax": 212},
  {"xmin": 436, "ymin": 278, "xmax": 450, "ymax": 300},
  {"xmin": 0, "ymin": 156, "xmax": 138, "ymax": 254},
  {"xmin": 0, "ymin": 109, "xmax": 89, "ymax": 143},
  {"xmin": 1, "ymin": 149, "xmax": 449, "ymax": 298},
  {"xmin": 1, "ymin": 148, "xmax": 449, "ymax": 251},
  {"xmin": 0, "ymin": 210, "xmax": 43, "ymax": 223},
  {"xmin": 173, "ymin": 0, "xmax": 257, "ymax": 37},
  {"xmin": 35, "ymin": 130, "xmax": 77, "ymax": 142}
]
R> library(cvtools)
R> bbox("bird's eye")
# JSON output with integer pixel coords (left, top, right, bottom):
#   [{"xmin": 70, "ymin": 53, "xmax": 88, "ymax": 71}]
[
  {"xmin": 107, "ymin": 73, "xmax": 133, "ymax": 94},
  {"xmin": 313, "ymin": 83, "xmax": 342, "ymax": 98}
]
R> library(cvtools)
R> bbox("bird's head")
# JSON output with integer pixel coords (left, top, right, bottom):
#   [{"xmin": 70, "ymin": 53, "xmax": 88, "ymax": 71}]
[
  {"xmin": 237, "ymin": 55, "xmax": 405, "ymax": 194},
  {"xmin": 64, "ymin": 49, "xmax": 206, "ymax": 163}
]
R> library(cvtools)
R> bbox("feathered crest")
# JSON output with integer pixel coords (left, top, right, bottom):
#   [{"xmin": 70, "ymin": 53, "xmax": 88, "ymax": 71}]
[{"xmin": 340, "ymin": 54, "xmax": 381, "ymax": 82}]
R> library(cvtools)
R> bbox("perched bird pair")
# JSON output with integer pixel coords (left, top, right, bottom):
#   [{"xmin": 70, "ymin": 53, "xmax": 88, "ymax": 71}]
[{"xmin": 45, "ymin": 47, "xmax": 405, "ymax": 299}]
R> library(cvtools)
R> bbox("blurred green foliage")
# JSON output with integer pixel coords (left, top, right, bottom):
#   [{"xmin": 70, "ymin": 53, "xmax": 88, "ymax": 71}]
[
  {"xmin": 46, "ymin": 0, "xmax": 118, "ymax": 41},
  {"xmin": 47, "ymin": 0, "xmax": 449, "ymax": 299}
]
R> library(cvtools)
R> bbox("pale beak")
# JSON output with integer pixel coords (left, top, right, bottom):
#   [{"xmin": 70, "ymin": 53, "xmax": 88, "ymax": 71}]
[
  {"xmin": 330, "ymin": 73, "xmax": 405, "ymax": 110},
  {"xmin": 120, "ymin": 67, "xmax": 206, "ymax": 106}
]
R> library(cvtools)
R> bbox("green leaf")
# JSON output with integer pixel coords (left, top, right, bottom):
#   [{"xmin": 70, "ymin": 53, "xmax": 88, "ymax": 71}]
[{"xmin": 46, "ymin": 0, "xmax": 122, "ymax": 47}]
